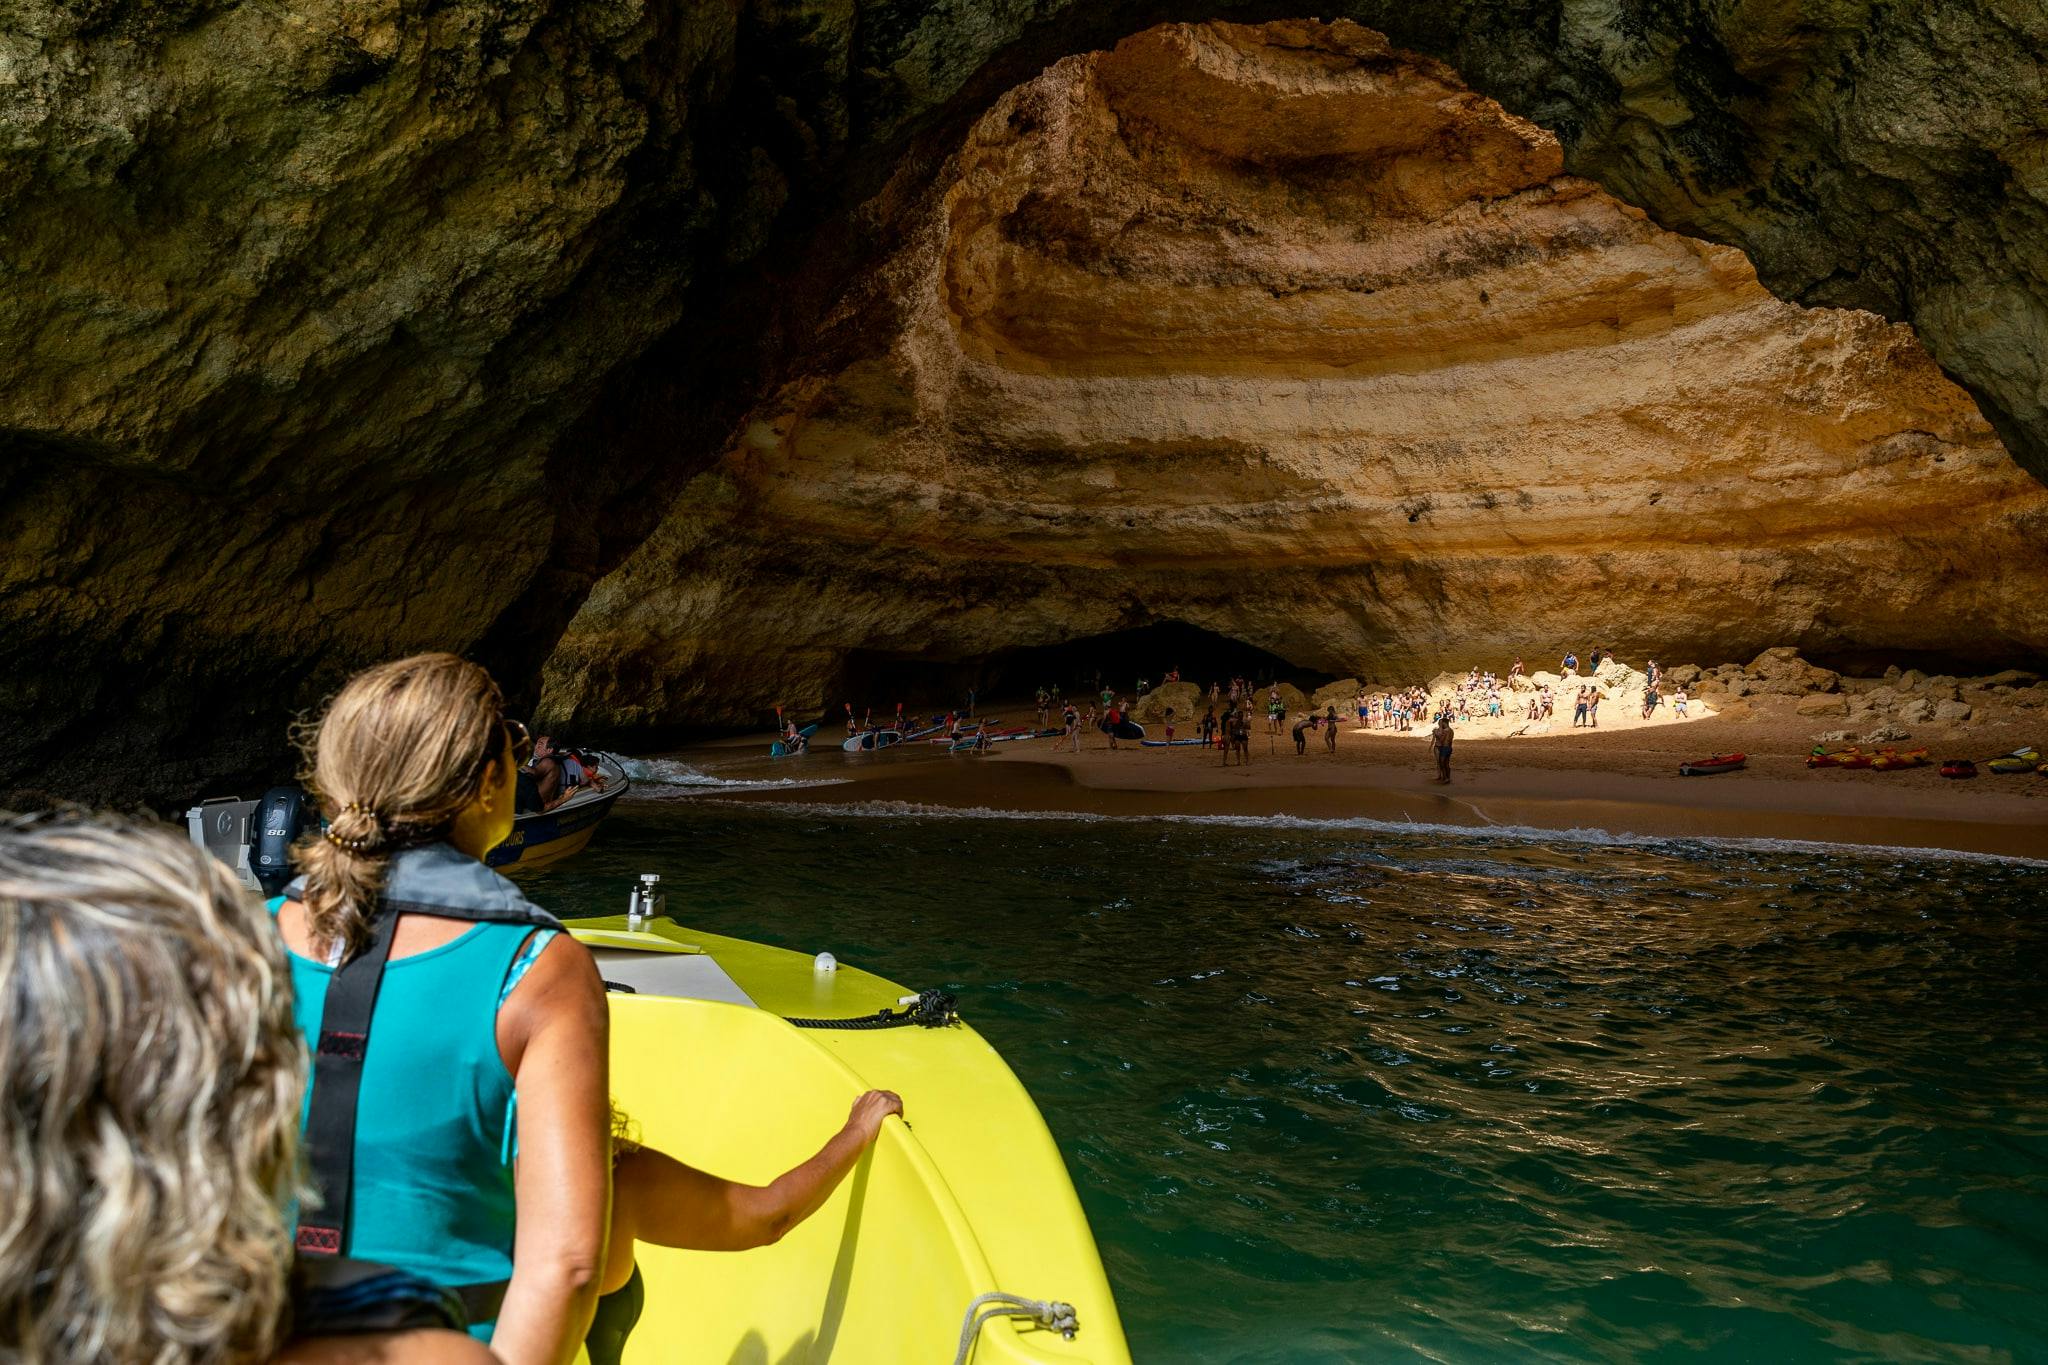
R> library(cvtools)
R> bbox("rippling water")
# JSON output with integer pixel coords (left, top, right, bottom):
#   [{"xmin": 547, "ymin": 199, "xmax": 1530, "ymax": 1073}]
[{"xmin": 525, "ymin": 799, "xmax": 2048, "ymax": 1363}]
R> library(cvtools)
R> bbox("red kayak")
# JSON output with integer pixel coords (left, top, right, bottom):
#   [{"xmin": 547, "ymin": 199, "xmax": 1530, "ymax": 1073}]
[
  {"xmin": 1940, "ymin": 758, "xmax": 1978, "ymax": 780},
  {"xmin": 1679, "ymin": 752, "xmax": 1746, "ymax": 776}
]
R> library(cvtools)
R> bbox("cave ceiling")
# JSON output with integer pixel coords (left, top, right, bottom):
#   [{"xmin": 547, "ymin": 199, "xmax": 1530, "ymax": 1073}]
[{"xmin": 1, "ymin": 0, "xmax": 2045, "ymax": 797}]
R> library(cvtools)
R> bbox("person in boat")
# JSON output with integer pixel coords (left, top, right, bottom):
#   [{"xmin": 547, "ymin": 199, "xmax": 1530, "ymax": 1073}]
[
  {"xmin": 277, "ymin": 654, "xmax": 613, "ymax": 1361},
  {"xmin": 0, "ymin": 810, "xmax": 493, "ymax": 1365},
  {"xmin": 280, "ymin": 654, "xmax": 905, "ymax": 1358},
  {"xmin": 518, "ymin": 735, "xmax": 567, "ymax": 813}
]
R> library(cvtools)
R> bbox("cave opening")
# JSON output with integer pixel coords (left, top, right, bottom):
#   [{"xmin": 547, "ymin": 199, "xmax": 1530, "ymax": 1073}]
[{"xmin": 833, "ymin": 621, "xmax": 1333, "ymax": 716}]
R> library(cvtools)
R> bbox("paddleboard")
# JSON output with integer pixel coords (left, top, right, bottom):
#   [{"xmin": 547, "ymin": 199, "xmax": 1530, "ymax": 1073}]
[{"xmin": 1140, "ymin": 738, "xmax": 1206, "ymax": 747}]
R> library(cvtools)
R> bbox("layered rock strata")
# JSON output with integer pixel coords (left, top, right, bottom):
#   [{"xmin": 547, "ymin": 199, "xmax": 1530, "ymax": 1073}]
[
  {"xmin": 6, "ymin": 2, "xmax": 2048, "ymax": 797},
  {"xmin": 541, "ymin": 21, "xmax": 2048, "ymax": 734}
]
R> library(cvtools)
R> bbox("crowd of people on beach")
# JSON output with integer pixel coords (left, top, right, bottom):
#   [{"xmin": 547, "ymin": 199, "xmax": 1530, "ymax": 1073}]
[{"xmin": 807, "ymin": 643, "xmax": 1702, "ymax": 782}]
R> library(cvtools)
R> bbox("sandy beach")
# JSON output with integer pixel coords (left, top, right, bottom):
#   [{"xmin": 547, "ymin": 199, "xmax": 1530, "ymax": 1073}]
[{"xmin": 650, "ymin": 690, "xmax": 2048, "ymax": 860}]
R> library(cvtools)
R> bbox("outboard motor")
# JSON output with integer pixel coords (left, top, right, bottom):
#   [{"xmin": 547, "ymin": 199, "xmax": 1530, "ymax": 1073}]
[{"xmin": 250, "ymin": 785, "xmax": 313, "ymax": 896}]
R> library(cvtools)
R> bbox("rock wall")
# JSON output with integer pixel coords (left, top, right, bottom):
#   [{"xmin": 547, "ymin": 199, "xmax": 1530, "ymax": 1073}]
[
  {"xmin": 3, "ymin": 1, "xmax": 2047, "ymax": 797},
  {"xmin": 541, "ymin": 21, "xmax": 2048, "ymax": 734}
]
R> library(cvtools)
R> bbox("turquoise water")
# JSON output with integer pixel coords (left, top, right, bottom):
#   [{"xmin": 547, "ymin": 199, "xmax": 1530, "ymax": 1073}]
[{"xmin": 526, "ymin": 795, "xmax": 2048, "ymax": 1363}]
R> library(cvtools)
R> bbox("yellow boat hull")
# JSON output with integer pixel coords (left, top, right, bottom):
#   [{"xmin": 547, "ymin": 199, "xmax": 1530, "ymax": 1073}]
[{"xmin": 582, "ymin": 919, "xmax": 1130, "ymax": 1364}]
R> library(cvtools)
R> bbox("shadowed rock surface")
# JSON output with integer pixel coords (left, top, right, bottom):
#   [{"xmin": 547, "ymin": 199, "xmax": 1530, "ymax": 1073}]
[
  {"xmin": 540, "ymin": 20, "xmax": 2048, "ymax": 733},
  {"xmin": 1, "ymin": 0, "xmax": 2045, "ymax": 798}
]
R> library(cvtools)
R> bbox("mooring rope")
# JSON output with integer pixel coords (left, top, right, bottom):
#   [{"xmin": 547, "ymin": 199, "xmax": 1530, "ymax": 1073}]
[
  {"xmin": 952, "ymin": 1292, "xmax": 1080, "ymax": 1365},
  {"xmin": 783, "ymin": 987, "xmax": 959, "ymax": 1031}
]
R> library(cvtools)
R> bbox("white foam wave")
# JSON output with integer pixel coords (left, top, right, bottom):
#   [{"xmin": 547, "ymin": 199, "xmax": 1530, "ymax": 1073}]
[
  {"xmin": 665, "ymin": 796, "xmax": 2048, "ymax": 867},
  {"xmin": 619, "ymin": 757, "xmax": 847, "ymax": 793}
]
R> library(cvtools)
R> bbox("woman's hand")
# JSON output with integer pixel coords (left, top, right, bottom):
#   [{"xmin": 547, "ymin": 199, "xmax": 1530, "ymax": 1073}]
[{"xmin": 845, "ymin": 1090, "xmax": 903, "ymax": 1142}]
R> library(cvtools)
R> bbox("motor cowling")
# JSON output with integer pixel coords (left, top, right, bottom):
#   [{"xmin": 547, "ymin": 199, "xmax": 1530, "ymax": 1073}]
[{"xmin": 250, "ymin": 785, "xmax": 312, "ymax": 897}]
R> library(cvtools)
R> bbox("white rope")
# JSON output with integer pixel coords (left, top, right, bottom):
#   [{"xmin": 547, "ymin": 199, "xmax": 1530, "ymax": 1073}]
[{"xmin": 952, "ymin": 1291, "xmax": 1079, "ymax": 1365}]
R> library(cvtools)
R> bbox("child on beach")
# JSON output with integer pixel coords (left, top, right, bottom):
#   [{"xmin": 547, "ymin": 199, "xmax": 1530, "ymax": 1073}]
[
  {"xmin": 1164, "ymin": 707, "xmax": 1176, "ymax": 742},
  {"xmin": 1673, "ymin": 689, "xmax": 1689, "ymax": 718}
]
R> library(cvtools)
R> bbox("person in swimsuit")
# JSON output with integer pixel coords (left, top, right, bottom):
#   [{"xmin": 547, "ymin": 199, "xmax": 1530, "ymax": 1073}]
[
  {"xmin": 1432, "ymin": 714, "xmax": 1455, "ymax": 784},
  {"xmin": 1323, "ymin": 706, "xmax": 1339, "ymax": 752}
]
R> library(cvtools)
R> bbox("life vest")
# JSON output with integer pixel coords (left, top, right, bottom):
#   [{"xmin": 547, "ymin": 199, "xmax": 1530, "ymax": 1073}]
[{"xmin": 282, "ymin": 844, "xmax": 561, "ymax": 1325}]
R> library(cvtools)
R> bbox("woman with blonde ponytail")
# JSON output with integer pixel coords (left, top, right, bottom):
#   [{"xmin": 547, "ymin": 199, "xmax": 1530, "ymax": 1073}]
[{"xmin": 273, "ymin": 654, "xmax": 610, "ymax": 1365}]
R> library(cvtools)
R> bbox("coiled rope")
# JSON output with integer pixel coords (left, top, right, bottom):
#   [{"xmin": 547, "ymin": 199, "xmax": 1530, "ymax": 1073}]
[
  {"xmin": 952, "ymin": 1292, "xmax": 1079, "ymax": 1365},
  {"xmin": 783, "ymin": 988, "xmax": 958, "ymax": 1031}
]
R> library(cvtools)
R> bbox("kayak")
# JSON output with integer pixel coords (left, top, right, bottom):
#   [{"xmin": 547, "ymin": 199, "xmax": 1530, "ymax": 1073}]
[
  {"xmin": 770, "ymin": 723, "xmax": 818, "ymax": 758},
  {"xmin": 1940, "ymin": 758, "xmax": 1978, "ymax": 779},
  {"xmin": 1868, "ymin": 747, "xmax": 1929, "ymax": 770},
  {"xmin": 1139, "ymin": 738, "xmax": 1207, "ymax": 748},
  {"xmin": 1986, "ymin": 747, "xmax": 2041, "ymax": 774},
  {"xmin": 570, "ymin": 915, "xmax": 1130, "ymax": 1364},
  {"xmin": 949, "ymin": 730, "xmax": 1053, "ymax": 752},
  {"xmin": 1678, "ymin": 752, "xmax": 1745, "ymax": 776},
  {"xmin": 841, "ymin": 729, "xmax": 904, "ymax": 753},
  {"xmin": 1098, "ymin": 719, "xmax": 1145, "ymax": 740}
]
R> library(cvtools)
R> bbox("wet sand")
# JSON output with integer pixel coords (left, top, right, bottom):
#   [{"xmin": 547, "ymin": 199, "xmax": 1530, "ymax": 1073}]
[{"xmin": 658, "ymin": 699, "xmax": 2048, "ymax": 860}]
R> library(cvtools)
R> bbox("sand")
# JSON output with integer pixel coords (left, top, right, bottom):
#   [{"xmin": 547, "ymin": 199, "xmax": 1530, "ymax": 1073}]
[{"xmin": 648, "ymin": 691, "xmax": 2047, "ymax": 861}]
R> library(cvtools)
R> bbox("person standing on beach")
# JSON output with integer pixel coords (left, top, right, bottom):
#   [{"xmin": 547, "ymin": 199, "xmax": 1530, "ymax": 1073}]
[
  {"xmin": 1201, "ymin": 706, "xmax": 1218, "ymax": 748},
  {"xmin": 1562, "ymin": 651, "xmax": 1578, "ymax": 675},
  {"xmin": 1589, "ymin": 646, "xmax": 1603, "ymax": 673},
  {"xmin": 1234, "ymin": 707, "xmax": 1253, "ymax": 765},
  {"xmin": 1573, "ymin": 687, "xmax": 1589, "ymax": 727},
  {"xmin": 1324, "ymin": 706, "xmax": 1339, "ymax": 753},
  {"xmin": 1291, "ymin": 714, "xmax": 1309, "ymax": 755},
  {"xmin": 1432, "ymin": 713, "xmax": 1454, "ymax": 784},
  {"xmin": 1163, "ymin": 707, "xmax": 1177, "ymax": 743},
  {"xmin": 966, "ymin": 686, "xmax": 977, "ymax": 718},
  {"xmin": 1587, "ymin": 688, "xmax": 1602, "ymax": 727}
]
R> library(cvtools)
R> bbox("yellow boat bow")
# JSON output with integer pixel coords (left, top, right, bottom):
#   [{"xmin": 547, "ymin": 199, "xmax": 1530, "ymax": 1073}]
[{"xmin": 571, "ymin": 916, "xmax": 1132, "ymax": 1364}]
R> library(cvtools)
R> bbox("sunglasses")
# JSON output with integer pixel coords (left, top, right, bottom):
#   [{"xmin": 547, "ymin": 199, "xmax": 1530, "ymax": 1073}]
[{"xmin": 503, "ymin": 717, "xmax": 534, "ymax": 767}]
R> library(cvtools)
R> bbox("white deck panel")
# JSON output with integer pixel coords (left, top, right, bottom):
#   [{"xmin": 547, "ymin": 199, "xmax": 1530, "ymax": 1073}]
[{"xmin": 591, "ymin": 948, "xmax": 756, "ymax": 1006}]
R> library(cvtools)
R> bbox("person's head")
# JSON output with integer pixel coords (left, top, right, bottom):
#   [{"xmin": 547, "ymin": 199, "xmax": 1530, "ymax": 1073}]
[
  {"xmin": 294, "ymin": 653, "xmax": 530, "ymax": 956},
  {"xmin": 0, "ymin": 811, "xmax": 304, "ymax": 1364},
  {"xmin": 532, "ymin": 734, "xmax": 556, "ymax": 760}
]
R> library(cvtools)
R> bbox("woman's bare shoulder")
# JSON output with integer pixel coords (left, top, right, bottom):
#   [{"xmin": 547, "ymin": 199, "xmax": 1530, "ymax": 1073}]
[{"xmin": 276, "ymin": 1329, "xmax": 498, "ymax": 1364}]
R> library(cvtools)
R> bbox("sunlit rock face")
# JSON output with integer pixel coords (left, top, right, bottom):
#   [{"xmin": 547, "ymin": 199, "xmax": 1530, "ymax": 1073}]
[{"xmin": 541, "ymin": 21, "xmax": 2048, "ymax": 732}]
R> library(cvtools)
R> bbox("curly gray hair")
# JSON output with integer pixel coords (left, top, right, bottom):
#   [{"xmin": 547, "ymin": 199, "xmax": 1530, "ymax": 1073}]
[{"xmin": 0, "ymin": 811, "xmax": 306, "ymax": 1363}]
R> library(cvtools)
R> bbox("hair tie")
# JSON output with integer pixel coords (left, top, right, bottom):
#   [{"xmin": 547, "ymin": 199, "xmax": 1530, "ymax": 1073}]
[{"xmin": 324, "ymin": 802, "xmax": 385, "ymax": 854}]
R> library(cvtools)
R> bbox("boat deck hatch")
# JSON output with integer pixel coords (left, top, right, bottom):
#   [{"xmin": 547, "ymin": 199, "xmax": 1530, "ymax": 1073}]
[{"xmin": 589, "ymin": 949, "xmax": 757, "ymax": 1006}]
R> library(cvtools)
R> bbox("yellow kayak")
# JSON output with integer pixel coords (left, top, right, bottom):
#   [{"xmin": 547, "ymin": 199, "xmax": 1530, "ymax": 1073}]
[{"xmin": 570, "ymin": 916, "xmax": 1131, "ymax": 1364}]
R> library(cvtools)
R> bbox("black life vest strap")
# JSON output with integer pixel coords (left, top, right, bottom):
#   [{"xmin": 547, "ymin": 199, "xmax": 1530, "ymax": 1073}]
[{"xmin": 296, "ymin": 909, "xmax": 400, "ymax": 1257}]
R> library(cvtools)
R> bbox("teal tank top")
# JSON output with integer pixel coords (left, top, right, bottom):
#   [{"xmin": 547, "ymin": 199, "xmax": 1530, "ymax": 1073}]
[{"xmin": 276, "ymin": 904, "xmax": 550, "ymax": 1339}]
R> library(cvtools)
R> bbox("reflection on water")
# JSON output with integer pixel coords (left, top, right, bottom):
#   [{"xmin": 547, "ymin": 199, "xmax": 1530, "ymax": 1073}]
[{"xmin": 527, "ymin": 801, "xmax": 2048, "ymax": 1363}]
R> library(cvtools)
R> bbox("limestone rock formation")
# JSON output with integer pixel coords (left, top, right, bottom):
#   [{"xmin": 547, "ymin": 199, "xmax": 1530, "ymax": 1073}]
[
  {"xmin": 542, "ymin": 21, "xmax": 2048, "ymax": 734},
  {"xmin": 5, "ymin": 1, "xmax": 2048, "ymax": 797}
]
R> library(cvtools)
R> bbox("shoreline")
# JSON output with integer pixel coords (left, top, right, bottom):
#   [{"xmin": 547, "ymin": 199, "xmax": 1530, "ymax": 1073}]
[{"xmin": 633, "ymin": 708, "xmax": 2048, "ymax": 860}]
